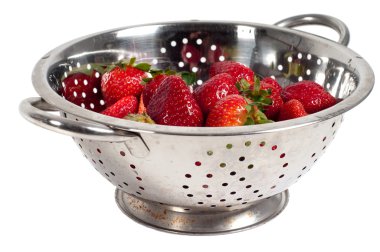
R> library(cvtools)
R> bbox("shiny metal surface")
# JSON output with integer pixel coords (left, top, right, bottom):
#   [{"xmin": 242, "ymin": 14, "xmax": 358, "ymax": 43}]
[
  {"xmin": 20, "ymin": 14, "xmax": 374, "ymax": 234},
  {"xmin": 28, "ymin": 17, "xmax": 374, "ymax": 137},
  {"xmin": 115, "ymin": 189, "xmax": 289, "ymax": 234},
  {"xmin": 275, "ymin": 14, "xmax": 350, "ymax": 46},
  {"xmin": 70, "ymin": 114, "xmax": 341, "ymax": 210},
  {"xmin": 19, "ymin": 97, "xmax": 150, "ymax": 157}
]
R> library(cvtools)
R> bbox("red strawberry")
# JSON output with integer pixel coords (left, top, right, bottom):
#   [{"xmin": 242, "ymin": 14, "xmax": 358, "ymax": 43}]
[
  {"xmin": 142, "ymin": 74, "xmax": 168, "ymax": 106},
  {"xmin": 260, "ymin": 78, "xmax": 284, "ymax": 120},
  {"xmin": 146, "ymin": 76, "xmax": 203, "ymax": 126},
  {"xmin": 206, "ymin": 95, "xmax": 248, "ymax": 127},
  {"xmin": 101, "ymin": 59, "xmax": 150, "ymax": 106},
  {"xmin": 261, "ymin": 77, "xmax": 283, "ymax": 94},
  {"xmin": 101, "ymin": 96, "xmax": 138, "ymax": 118},
  {"xmin": 193, "ymin": 73, "xmax": 239, "ymax": 114},
  {"xmin": 278, "ymin": 99, "xmax": 308, "ymax": 121},
  {"xmin": 209, "ymin": 61, "xmax": 254, "ymax": 84},
  {"xmin": 263, "ymin": 92, "xmax": 283, "ymax": 121},
  {"xmin": 62, "ymin": 71, "xmax": 106, "ymax": 112},
  {"xmin": 281, "ymin": 81, "xmax": 337, "ymax": 114}
]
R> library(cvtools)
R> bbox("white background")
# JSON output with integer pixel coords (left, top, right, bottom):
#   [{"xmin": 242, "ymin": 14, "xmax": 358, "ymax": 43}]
[{"xmin": 1, "ymin": 1, "xmax": 379, "ymax": 251}]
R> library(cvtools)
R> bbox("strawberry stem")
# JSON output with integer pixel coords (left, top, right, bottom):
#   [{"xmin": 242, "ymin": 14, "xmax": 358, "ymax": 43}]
[
  {"xmin": 104, "ymin": 57, "xmax": 152, "ymax": 73},
  {"xmin": 237, "ymin": 75, "xmax": 272, "ymax": 111},
  {"xmin": 180, "ymin": 71, "xmax": 196, "ymax": 86},
  {"xmin": 135, "ymin": 63, "xmax": 151, "ymax": 72},
  {"xmin": 128, "ymin": 57, "xmax": 136, "ymax": 66}
]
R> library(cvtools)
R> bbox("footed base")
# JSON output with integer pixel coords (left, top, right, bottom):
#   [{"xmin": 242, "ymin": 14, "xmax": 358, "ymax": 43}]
[{"xmin": 115, "ymin": 189, "xmax": 289, "ymax": 235}]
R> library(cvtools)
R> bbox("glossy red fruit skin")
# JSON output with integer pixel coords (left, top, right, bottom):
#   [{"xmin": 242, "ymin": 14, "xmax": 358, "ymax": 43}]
[
  {"xmin": 264, "ymin": 93, "xmax": 284, "ymax": 121},
  {"xmin": 206, "ymin": 94, "xmax": 248, "ymax": 127},
  {"xmin": 260, "ymin": 78, "xmax": 284, "ymax": 120},
  {"xmin": 261, "ymin": 77, "xmax": 283, "ymax": 94},
  {"xmin": 278, "ymin": 99, "xmax": 308, "ymax": 121},
  {"xmin": 62, "ymin": 72, "xmax": 106, "ymax": 112},
  {"xmin": 209, "ymin": 61, "xmax": 254, "ymax": 84},
  {"xmin": 146, "ymin": 76, "xmax": 203, "ymax": 127},
  {"xmin": 193, "ymin": 73, "xmax": 239, "ymax": 114},
  {"xmin": 101, "ymin": 96, "xmax": 138, "ymax": 118},
  {"xmin": 101, "ymin": 66, "xmax": 147, "ymax": 106},
  {"xmin": 142, "ymin": 74, "xmax": 168, "ymax": 106},
  {"xmin": 281, "ymin": 80, "xmax": 337, "ymax": 114}
]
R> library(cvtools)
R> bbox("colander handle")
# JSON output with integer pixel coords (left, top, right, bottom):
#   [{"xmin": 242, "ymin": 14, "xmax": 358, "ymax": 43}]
[
  {"xmin": 19, "ymin": 97, "xmax": 139, "ymax": 141},
  {"xmin": 19, "ymin": 97, "xmax": 150, "ymax": 157},
  {"xmin": 274, "ymin": 14, "xmax": 350, "ymax": 46}
]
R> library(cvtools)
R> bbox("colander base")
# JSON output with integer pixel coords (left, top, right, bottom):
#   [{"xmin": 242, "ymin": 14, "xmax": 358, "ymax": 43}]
[{"xmin": 115, "ymin": 189, "xmax": 289, "ymax": 235}]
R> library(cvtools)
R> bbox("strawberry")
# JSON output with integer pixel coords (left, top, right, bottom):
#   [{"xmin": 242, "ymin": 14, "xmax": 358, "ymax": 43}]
[
  {"xmin": 142, "ymin": 70, "xmax": 196, "ymax": 106},
  {"xmin": 236, "ymin": 77, "xmax": 273, "ymax": 112},
  {"xmin": 142, "ymin": 74, "xmax": 168, "ymax": 106},
  {"xmin": 260, "ymin": 78, "xmax": 284, "ymax": 120},
  {"xmin": 146, "ymin": 75, "xmax": 203, "ymax": 126},
  {"xmin": 101, "ymin": 58, "xmax": 150, "ymax": 106},
  {"xmin": 193, "ymin": 73, "xmax": 239, "ymax": 114},
  {"xmin": 262, "ymin": 92, "xmax": 283, "ymax": 121},
  {"xmin": 261, "ymin": 77, "xmax": 283, "ymax": 94},
  {"xmin": 205, "ymin": 95, "xmax": 248, "ymax": 127},
  {"xmin": 278, "ymin": 99, "xmax": 308, "ymax": 121},
  {"xmin": 281, "ymin": 81, "xmax": 337, "ymax": 114},
  {"xmin": 101, "ymin": 96, "xmax": 138, "ymax": 118},
  {"xmin": 205, "ymin": 95, "xmax": 272, "ymax": 127},
  {"xmin": 62, "ymin": 71, "xmax": 106, "ymax": 112},
  {"xmin": 209, "ymin": 61, "xmax": 254, "ymax": 84}
]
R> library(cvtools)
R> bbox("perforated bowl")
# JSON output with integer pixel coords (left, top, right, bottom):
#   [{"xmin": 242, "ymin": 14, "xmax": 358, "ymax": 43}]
[{"xmin": 20, "ymin": 14, "xmax": 374, "ymax": 234}]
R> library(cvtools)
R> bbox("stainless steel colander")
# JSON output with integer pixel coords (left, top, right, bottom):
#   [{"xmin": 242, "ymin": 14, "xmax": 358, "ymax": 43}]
[{"xmin": 20, "ymin": 14, "xmax": 374, "ymax": 234}]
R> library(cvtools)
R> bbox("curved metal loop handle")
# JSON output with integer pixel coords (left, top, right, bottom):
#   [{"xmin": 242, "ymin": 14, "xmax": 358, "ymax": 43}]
[
  {"xmin": 275, "ymin": 14, "xmax": 350, "ymax": 46},
  {"xmin": 19, "ymin": 97, "xmax": 150, "ymax": 157},
  {"xmin": 20, "ymin": 97, "xmax": 135, "ymax": 141}
]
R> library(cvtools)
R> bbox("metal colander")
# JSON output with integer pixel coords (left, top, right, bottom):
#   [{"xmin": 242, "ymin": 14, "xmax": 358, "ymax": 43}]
[{"xmin": 20, "ymin": 14, "xmax": 374, "ymax": 234}]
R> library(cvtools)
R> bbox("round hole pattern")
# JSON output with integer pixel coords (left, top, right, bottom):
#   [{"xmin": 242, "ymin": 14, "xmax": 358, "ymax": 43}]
[{"xmin": 73, "ymin": 114, "xmax": 339, "ymax": 209}]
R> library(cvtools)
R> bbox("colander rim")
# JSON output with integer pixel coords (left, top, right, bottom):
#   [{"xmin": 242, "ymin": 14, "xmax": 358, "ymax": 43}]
[{"xmin": 32, "ymin": 20, "xmax": 375, "ymax": 136}]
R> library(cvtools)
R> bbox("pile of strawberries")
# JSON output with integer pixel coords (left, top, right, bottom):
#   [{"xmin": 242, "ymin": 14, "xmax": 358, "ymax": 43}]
[{"xmin": 61, "ymin": 58, "xmax": 337, "ymax": 127}]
